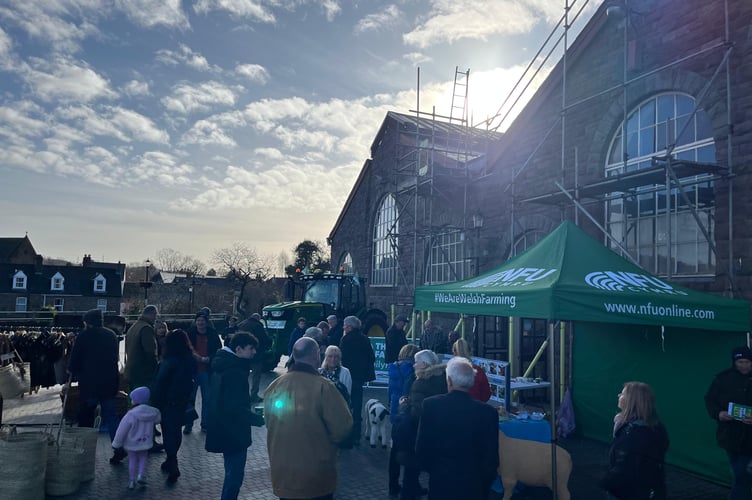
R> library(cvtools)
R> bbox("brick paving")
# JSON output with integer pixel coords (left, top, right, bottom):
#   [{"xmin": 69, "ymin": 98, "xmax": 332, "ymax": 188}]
[{"xmin": 2, "ymin": 372, "xmax": 731, "ymax": 500}]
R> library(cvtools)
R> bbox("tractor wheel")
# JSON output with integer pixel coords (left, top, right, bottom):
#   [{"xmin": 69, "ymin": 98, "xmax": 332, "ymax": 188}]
[{"xmin": 363, "ymin": 314, "xmax": 388, "ymax": 338}]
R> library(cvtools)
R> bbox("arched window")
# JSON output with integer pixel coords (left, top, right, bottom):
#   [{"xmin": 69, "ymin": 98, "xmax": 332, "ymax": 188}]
[
  {"xmin": 372, "ymin": 194, "xmax": 398, "ymax": 286},
  {"xmin": 512, "ymin": 230, "xmax": 547, "ymax": 257},
  {"xmin": 338, "ymin": 252, "xmax": 353, "ymax": 274},
  {"xmin": 605, "ymin": 92, "xmax": 715, "ymax": 276},
  {"xmin": 427, "ymin": 230, "xmax": 467, "ymax": 284}
]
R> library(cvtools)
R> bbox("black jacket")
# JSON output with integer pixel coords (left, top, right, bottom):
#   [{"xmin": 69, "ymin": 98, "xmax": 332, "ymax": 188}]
[
  {"xmin": 704, "ymin": 366, "xmax": 752, "ymax": 453},
  {"xmin": 385, "ymin": 325, "xmax": 407, "ymax": 364},
  {"xmin": 416, "ymin": 391, "xmax": 499, "ymax": 500},
  {"xmin": 599, "ymin": 420, "xmax": 669, "ymax": 500},
  {"xmin": 187, "ymin": 327, "xmax": 222, "ymax": 366},
  {"xmin": 68, "ymin": 326, "xmax": 119, "ymax": 399},
  {"xmin": 204, "ymin": 348, "xmax": 262, "ymax": 453},
  {"xmin": 328, "ymin": 323, "xmax": 343, "ymax": 347},
  {"xmin": 151, "ymin": 353, "xmax": 197, "ymax": 411},
  {"xmin": 340, "ymin": 328, "xmax": 376, "ymax": 382}
]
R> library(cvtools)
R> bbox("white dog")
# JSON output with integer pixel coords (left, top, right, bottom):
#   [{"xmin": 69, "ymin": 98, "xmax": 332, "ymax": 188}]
[{"xmin": 365, "ymin": 398, "xmax": 389, "ymax": 448}]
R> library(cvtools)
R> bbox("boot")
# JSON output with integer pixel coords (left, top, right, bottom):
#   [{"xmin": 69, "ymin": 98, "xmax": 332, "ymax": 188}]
[
  {"xmin": 110, "ymin": 447, "xmax": 127, "ymax": 465},
  {"xmin": 167, "ymin": 458, "xmax": 180, "ymax": 484}
]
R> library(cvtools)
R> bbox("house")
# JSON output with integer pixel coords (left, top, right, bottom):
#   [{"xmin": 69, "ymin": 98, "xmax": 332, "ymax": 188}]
[
  {"xmin": 0, "ymin": 237, "xmax": 125, "ymax": 316},
  {"xmin": 329, "ymin": 0, "xmax": 752, "ymax": 355}
]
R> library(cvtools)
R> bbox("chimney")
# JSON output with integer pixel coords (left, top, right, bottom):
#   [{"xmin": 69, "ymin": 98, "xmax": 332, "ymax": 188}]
[{"xmin": 83, "ymin": 254, "xmax": 92, "ymax": 266}]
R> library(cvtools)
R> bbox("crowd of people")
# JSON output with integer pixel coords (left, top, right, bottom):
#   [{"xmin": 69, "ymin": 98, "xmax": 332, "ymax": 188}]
[{"xmin": 65, "ymin": 305, "xmax": 752, "ymax": 500}]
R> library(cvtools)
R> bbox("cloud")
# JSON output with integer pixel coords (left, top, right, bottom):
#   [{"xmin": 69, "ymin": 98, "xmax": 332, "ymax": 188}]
[
  {"xmin": 123, "ymin": 150, "xmax": 195, "ymax": 186},
  {"xmin": 0, "ymin": 27, "xmax": 12, "ymax": 60},
  {"xmin": 403, "ymin": 52, "xmax": 432, "ymax": 65},
  {"xmin": 20, "ymin": 56, "xmax": 117, "ymax": 103},
  {"xmin": 403, "ymin": 0, "xmax": 544, "ymax": 48},
  {"xmin": 193, "ymin": 0, "xmax": 276, "ymax": 23},
  {"xmin": 61, "ymin": 104, "xmax": 169, "ymax": 144},
  {"xmin": 180, "ymin": 119, "xmax": 238, "ymax": 147},
  {"xmin": 122, "ymin": 79, "xmax": 151, "ymax": 96},
  {"xmin": 354, "ymin": 5, "xmax": 401, "ymax": 34},
  {"xmin": 155, "ymin": 44, "xmax": 219, "ymax": 72},
  {"xmin": 0, "ymin": 2, "xmax": 100, "ymax": 54},
  {"xmin": 235, "ymin": 63, "xmax": 270, "ymax": 84},
  {"xmin": 114, "ymin": 0, "xmax": 190, "ymax": 29},
  {"xmin": 161, "ymin": 81, "xmax": 239, "ymax": 114}
]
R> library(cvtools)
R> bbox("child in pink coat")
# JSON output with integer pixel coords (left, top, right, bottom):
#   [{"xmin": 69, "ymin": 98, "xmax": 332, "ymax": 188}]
[{"xmin": 112, "ymin": 386, "xmax": 162, "ymax": 489}]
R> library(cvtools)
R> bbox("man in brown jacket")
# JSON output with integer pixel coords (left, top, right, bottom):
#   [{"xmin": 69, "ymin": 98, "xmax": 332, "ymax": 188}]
[
  {"xmin": 264, "ymin": 337, "xmax": 353, "ymax": 500},
  {"xmin": 124, "ymin": 305, "xmax": 159, "ymax": 390}
]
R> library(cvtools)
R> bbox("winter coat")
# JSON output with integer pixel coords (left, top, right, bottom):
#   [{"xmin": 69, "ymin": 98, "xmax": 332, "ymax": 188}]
[
  {"xmin": 264, "ymin": 364, "xmax": 353, "ymax": 499},
  {"xmin": 599, "ymin": 419, "xmax": 669, "ymax": 500},
  {"xmin": 328, "ymin": 323, "xmax": 343, "ymax": 347},
  {"xmin": 420, "ymin": 328, "xmax": 447, "ymax": 354},
  {"xmin": 319, "ymin": 365, "xmax": 352, "ymax": 401},
  {"xmin": 388, "ymin": 360, "xmax": 415, "ymax": 424},
  {"xmin": 187, "ymin": 327, "xmax": 222, "ymax": 369},
  {"xmin": 124, "ymin": 316, "xmax": 158, "ymax": 388},
  {"xmin": 340, "ymin": 328, "xmax": 376, "ymax": 383},
  {"xmin": 385, "ymin": 325, "xmax": 407, "ymax": 364},
  {"xmin": 151, "ymin": 353, "xmax": 197, "ymax": 412},
  {"xmin": 409, "ymin": 363, "xmax": 448, "ymax": 420},
  {"xmin": 204, "ymin": 347, "xmax": 261, "ymax": 454},
  {"xmin": 416, "ymin": 391, "xmax": 499, "ymax": 500},
  {"xmin": 704, "ymin": 366, "xmax": 752, "ymax": 454},
  {"xmin": 68, "ymin": 326, "xmax": 119, "ymax": 399},
  {"xmin": 468, "ymin": 362, "xmax": 491, "ymax": 403},
  {"xmin": 112, "ymin": 404, "xmax": 161, "ymax": 452}
]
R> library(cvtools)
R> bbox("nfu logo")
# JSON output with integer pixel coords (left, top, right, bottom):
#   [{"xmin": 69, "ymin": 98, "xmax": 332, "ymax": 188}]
[{"xmin": 585, "ymin": 271, "xmax": 688, "ymax": 296}]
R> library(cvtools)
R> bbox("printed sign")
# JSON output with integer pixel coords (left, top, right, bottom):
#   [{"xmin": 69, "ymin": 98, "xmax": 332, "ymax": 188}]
[{"xmin": 370, "ymin": 337, "xmax": 388, "ymax": 384}]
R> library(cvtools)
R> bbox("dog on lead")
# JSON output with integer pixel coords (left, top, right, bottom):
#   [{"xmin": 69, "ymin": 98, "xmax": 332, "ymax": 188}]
[{"xmin": 365, "ymin": 398, "xmax": 389, "ymax": 448}]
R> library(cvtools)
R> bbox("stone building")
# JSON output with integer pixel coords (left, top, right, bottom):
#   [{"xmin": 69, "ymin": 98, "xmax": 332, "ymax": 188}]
[
  {"xmin": 329, "ymin": 0, "xmax": 752, "ymax": 366},
  {"xmin": 0, "ymin": 237, "xmax": 125, "ymax": 316}
]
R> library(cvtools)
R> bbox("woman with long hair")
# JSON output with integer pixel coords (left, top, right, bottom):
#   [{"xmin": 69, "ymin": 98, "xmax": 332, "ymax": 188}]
[
  {"xmin": 451, "ymin": 338, "xmax": 491, "ymax": 402},
  {"xmin": 600, "ymin": 381, "xmax": 669, "ymax": 499},
  {"xmin": 150, "ymin": 329, "xmax": 197, "ymax": 484}
]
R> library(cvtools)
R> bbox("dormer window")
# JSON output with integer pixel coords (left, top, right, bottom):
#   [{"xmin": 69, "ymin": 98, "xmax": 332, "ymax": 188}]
[
  {"xmin": 93, "ymin": 274, "xmax": 106, "ymax": 293},
  {"xmin": 12, "ymin": 270, "xmax": 27, "ymax": 290},
  {"xmin": 51, "ymin": 272, "xmax": 64, "ymax": 291}
]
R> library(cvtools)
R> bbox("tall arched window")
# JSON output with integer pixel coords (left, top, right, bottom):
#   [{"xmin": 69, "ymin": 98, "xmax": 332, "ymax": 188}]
[
  {"xmin": 605, "ymin": 92, "xmax": 715, "ymax": 275},
  {"xmin": 338, "ymin": 252, "xmax": 353, "ymax": 274},
  {"xmin": 372, "ymin": 194, "xmax": 398, "ymax": 286}
]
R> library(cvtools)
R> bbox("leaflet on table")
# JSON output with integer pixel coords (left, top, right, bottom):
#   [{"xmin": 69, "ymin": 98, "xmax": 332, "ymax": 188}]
[{"xmin": 728, "ymin": 402, "xmax": 752, "ymax": 420}]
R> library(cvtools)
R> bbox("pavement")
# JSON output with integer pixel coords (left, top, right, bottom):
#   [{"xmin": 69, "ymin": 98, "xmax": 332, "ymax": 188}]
[{"xmin": 1, "ymin": 370, "xmax": 732, "ymax": 500}]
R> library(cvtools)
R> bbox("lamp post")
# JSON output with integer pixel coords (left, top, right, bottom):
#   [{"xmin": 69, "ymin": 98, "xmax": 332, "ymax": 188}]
[{"xmin": 140, "ymin": 259, "xmax": 152, "ymax": 307}]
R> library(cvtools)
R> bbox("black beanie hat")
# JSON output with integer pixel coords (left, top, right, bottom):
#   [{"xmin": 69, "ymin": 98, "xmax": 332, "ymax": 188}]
[
  {"xmin": 732, "ymin": 346, "xmax": 752, "ymax": 363},
  {"xmin": 83, "ymin": 309, "xmax": 103, "ymax": 327}
]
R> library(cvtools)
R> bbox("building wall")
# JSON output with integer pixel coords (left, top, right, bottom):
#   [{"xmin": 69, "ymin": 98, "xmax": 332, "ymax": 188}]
[{"xmin": 331, "ymin": 0, "xmax": 752, "ymax": 319}]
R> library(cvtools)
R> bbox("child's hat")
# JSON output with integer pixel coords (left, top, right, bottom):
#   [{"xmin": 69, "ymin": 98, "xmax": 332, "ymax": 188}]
[{"xmin": 130, "ymin": 386, "xmax": 150, "ymax": 405}]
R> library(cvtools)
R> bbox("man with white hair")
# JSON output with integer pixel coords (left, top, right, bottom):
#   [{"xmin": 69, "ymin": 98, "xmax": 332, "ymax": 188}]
[
  {"xmin": 265, "ymin": 337, "xmax": 352, "ymax": 500},
  {"xmin": 415, "ymin": 357, "xmax": 499, "ymax": 500}
]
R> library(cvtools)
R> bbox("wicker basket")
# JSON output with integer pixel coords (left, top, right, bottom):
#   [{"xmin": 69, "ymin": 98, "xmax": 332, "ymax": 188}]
[
  {"xmin": 60, "ymin": 426, "xmax": 98, "ymax": 482},
  {"xmin": 0, "ymin": 363, "xmax": 26, "ymax": 399},
  {"xmin": 0, "ymin": 432, "xmax": 48, "ymax": 500},
  {"xmin": 60, "ymin": 383, "xmax": 80, "ymax": 421},
  {"xmin": 45, "ymin": 440, "xmax": 85, "ymax": 496}
]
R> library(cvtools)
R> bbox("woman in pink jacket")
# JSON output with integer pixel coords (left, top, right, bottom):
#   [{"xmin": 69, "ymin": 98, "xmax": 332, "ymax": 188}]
[{"xmin": 112, "ymin": 386, "xmax": 161, "ymax": 489}]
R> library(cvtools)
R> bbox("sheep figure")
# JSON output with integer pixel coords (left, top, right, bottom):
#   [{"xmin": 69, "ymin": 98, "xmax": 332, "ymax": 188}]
[{"xmin": 498, "ymin": 430, "xmax": 572, "ymax": 500}]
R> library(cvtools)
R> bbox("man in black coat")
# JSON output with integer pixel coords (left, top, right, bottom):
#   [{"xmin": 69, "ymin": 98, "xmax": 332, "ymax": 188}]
[
  {"xmin": 416, "ymin": 357, "xmax": 499, "ymax": 500},
  {"xmin": 705, "ymin": 346, "xmax": 752, "ymax": 498},
  {"xmin": 204, "ymin": 332, "xmax": 264, "ymax": 500},
  {"xmin": 385, "ymin": 315, "xmax": 408, "ymax": 364},
  {"xmin": 68, "ymin": 309, "xmax": 122, "ymax": 456},
  {"xmin": 340, "ymin": 315, "xmax": 376, "ymax": 444},
  {"xmin": 238, "ymin": 313, "xmax": 271, "ymax": 403}
]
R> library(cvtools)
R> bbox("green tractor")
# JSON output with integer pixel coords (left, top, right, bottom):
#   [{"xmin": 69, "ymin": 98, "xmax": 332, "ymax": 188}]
[{"xmin": 261, "ymin": 273, "xmax": 388, "ymax": 369}]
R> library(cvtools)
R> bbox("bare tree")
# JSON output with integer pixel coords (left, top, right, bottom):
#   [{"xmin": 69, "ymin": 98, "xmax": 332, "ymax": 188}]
[
  {"xmin": 212, "ymin": 242, "xmax": 272, "ymax": 316},
  {"xmin": 154, "ymin": 248, "xmax": 206, "ymax": 275}
]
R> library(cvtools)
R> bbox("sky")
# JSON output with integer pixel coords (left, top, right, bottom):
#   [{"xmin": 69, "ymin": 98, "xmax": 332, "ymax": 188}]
[{"xmin": 0, "ymin": 0, "xmax": 599, "ymax": 274}]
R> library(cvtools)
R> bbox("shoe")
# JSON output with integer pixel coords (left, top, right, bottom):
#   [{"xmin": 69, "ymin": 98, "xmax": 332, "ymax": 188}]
[
  {"xmin": 136, "ymin": 474, "xmax": 147, "ymax": 485},
  {"xmin": 167, "ymin": 469, "xmax": 181, "ymax": 484},
  {"xmin": 128, "ymin": 481, "xmax": 135, "ymax": 490},
  {"xmin": 183, "ymin": 427, "xmax": 192, "ymax": 435},
  {"xmin": 160, "ymin": 460, "xmax": 170, "ymax": 473},
  {"xmin": 148, "ymin": 443, "xmax": 164, "ymax": 453},
  {"xmin": 110, "ymin": 447, "xmax": 127, "ymax": 465}
]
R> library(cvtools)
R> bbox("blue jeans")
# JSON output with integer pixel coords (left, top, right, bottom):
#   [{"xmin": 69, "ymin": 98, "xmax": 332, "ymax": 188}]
[
  {"xmin": 221, "ymin": 449, "xmax": 247, "ymax": 500},
  {"xmin": 187, "ymin": 371, "xmax": 210, "ymax": 430},
  {"xmin": 727, "ymin": 452, "xmax": 752, "ymax": 500},
  {"xmin": 78, "ymin": 395, "xmax": 119, "ymax": 442}
]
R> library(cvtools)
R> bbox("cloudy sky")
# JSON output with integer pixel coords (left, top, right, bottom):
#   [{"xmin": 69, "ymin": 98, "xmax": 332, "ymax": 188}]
[{"xmin": 0, "ymin": 0, "xmax": 598, "ymax": 272}]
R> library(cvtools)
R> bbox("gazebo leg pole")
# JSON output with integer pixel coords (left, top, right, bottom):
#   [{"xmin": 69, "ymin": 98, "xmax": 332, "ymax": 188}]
[{"xmin": 549, "ymin": 322, "xmax": 558, "ymax": 500}]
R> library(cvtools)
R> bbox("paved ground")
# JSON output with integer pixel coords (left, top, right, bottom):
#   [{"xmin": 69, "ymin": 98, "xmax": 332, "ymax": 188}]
[{"xmin": 2, "ymin": 370, "xmax": 732, "ymax": 500}]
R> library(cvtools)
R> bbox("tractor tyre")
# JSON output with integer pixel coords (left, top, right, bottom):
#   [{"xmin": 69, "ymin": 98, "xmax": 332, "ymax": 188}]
[{"xmin": 363, "ymin": 314, "xmax": 388, "ymax": 338}]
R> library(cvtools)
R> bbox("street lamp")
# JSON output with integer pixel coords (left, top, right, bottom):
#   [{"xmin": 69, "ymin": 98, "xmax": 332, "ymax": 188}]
[{"xmin": 140, "ymin": 259, "xmax": 152, "ymax": 306}]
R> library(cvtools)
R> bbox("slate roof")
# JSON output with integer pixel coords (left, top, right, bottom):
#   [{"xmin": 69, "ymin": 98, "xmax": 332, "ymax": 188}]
[{"xmin": 0, "ymin": 262, "xmax": 125, "ymax": 297}]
